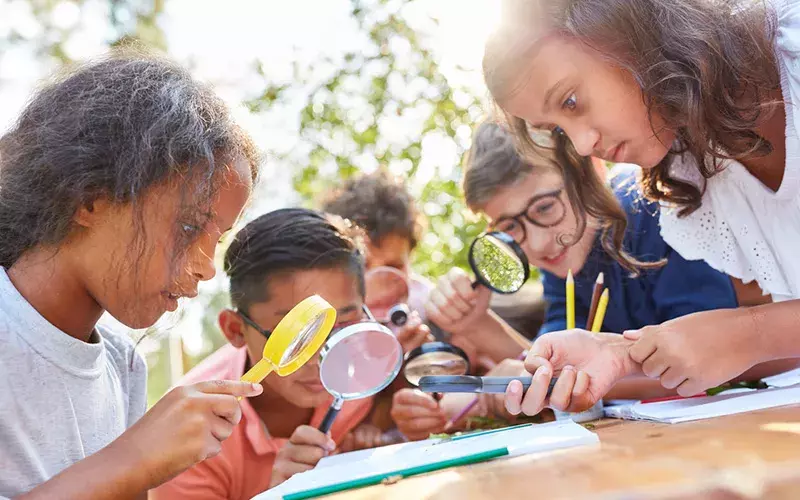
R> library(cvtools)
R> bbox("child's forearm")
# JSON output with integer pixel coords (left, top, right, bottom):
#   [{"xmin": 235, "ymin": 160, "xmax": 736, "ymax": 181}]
[
  {"xmin": 465, "ymin": 312, "xmax": 530, "ymax": 362},
  {"xmin": 748, "ymin": 300, "xmax": 800, "ymax": 363},
  {"xmin": 734, "ymin": 358, "xmax": 800, "ymax": 382},
  {"xmin": 16, "ymin": 441, "xmax": 151, "ymax": 500}
]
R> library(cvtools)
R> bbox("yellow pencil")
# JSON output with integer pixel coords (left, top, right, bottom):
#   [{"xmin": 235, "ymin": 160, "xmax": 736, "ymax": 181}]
[
  {"xmin": 566, "ymin": 269, "xmax": 575, "ymax": 330},
  {"xmin": 591, "ymin": 289, "xmax": 609, "ymax": 333}
]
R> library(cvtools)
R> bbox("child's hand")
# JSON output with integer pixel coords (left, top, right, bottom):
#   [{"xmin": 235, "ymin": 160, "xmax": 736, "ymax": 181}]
[
  {"xmin": 270, "ymin": 425, "xmax": 337, "ymax": 488},
  {"xmin": 117, "ymin": 380, "xmax": 262, "ymax": 487},
  {"xmin": 625, "ymin": 308, "xmax": 760, "ymax": 397},
  {"xmin": 477, "ymin": 358, "xmax": 528, "ymax": 420},
  {"xmin": 390, "ymin": 388, "xmax": 447, "ymax": 441},
  {"xmin": 337, "ymin": 423, "xmax": 387, "ymax": 453},
  {"xmin": 505, "ymin": 330, "xmax": 638, "ymax": 416},
  {"xmin": 425, "ymin": 268, "xmax": 492, "ymax": 336},
  {"xmin": 394, "ymin": 311, "xmax": 433, "ymax": 354}
]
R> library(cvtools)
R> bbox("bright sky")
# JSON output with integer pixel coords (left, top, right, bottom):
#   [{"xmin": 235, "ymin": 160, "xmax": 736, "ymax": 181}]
[{"xmin": 0, "ymin": 0, "xmax": 501, "ymax": 362}]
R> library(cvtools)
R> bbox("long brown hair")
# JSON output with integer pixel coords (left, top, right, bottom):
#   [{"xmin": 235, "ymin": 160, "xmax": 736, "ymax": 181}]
[{"xmin": 484, "ymin": 0, "xmax": 781, "ymax": 220}]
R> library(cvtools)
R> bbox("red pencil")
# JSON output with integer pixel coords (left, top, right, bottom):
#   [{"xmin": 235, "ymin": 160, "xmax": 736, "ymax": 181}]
[{"xmin": 640, "ymin": 393, "xmax": 707, "ymax": 404}]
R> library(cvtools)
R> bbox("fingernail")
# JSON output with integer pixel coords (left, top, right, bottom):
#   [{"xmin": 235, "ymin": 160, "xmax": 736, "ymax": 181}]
[
  {"xmin": 251, "ymin": 383, "xmax": 263, "ymax": 393},
  {"xmin": 537, "ymin": 366, "xmax": 551, "ymax": 377},
  {"xmin": 562, "ymin": 365, "xmax": 575, "ymax": 372},
  {"xmin": 326, "ymin": 439, "xmax": 336, "ymax": 451}
]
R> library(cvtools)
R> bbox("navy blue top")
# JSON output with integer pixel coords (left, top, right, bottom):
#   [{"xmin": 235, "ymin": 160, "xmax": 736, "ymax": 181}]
[{"xmin": 539, "ymin": 165, "xmax": 738, "ymax": 335}]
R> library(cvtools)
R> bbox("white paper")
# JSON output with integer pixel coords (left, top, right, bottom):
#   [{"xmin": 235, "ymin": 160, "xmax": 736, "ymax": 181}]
[
  {"xmin": 255, "ymin": 420, "xmax": 598, "ymax": 499},
  {"xmin": 763, "ymin": 367, "xmax": 800, "ymax": 388},
  {"xmin": 604, "ymin": 385, "xmax": 800, "ymax": 424}
]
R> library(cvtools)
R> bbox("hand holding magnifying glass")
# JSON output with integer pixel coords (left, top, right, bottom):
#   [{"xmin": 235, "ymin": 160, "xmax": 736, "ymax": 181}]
[
  {"xmin": 426, "ymin": 232, "xmax": 531, "ymax": 341},
  {"xmin": 317, "ymin": 321, "xmax": 404, "ymax": 434}
]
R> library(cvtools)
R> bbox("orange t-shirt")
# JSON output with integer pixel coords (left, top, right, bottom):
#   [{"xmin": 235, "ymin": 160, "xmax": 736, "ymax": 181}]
[{"xmin": 152, "ymin": 344, "xmax": 373, "ymax": 500}]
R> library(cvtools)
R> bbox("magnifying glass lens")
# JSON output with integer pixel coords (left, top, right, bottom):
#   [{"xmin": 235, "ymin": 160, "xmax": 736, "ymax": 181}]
[
  {"xmin": 471, "ymin": 234, "xmax": 526, "ymax": 293},
  {"xmin": 365, "ymin": 267, "xmax": 410, "ymax": 321},
  {"xmin": 279, "ymin": 312, "xmax": 327, "ymax": 367},
  {"xmin": 320, "ymin": 326, "xmax": 403, "ymax": 399},
  {"xmin": 404, "ymin": 351, "xmax": 469, "ymax": 386}
]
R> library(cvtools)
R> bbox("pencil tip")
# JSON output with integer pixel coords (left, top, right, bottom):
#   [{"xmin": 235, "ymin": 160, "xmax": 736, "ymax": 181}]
[{"xmin": 597, "ymin": 272, "xmax": 604, "ymax": 284}]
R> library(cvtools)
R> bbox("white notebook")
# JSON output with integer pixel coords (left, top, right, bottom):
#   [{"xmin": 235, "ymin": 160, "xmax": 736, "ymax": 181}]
[
  {"xmin": 604, "ymin": 385, "xmax": 800, "ymax": 424},
  {"xmin": 256, "ymin": 420, "xmax": 598, "ymax": 499}
]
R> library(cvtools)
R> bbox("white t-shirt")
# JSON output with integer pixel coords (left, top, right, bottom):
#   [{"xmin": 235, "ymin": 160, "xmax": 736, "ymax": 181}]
[
  {"xmin": 0, "ymin": 267, "xmax": 147, "ymax": 498},
  {"xmin": 660, "ymin": 0, "xmax": 800, "ymax": 301}
]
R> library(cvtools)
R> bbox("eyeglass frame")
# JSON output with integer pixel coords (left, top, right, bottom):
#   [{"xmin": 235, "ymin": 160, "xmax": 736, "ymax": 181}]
[
  {"xmin": 490, "ymin": 187, "xmax": 567, "ymax": 244},
  {"xmin": 237, "ymin": 303, "xmax": 376, "ymax": 340}
]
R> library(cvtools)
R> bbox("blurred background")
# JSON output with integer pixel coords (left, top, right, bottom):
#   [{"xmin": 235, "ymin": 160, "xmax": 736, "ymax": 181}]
[{"xmin": 0, "ymin": 0, "xmax": 544, "ymax": 406}]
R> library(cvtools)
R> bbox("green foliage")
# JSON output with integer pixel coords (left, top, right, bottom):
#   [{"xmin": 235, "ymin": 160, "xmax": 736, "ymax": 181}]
[{"xmin": 246, "ymin": 0, "xmax": 488, "ymax": 278}]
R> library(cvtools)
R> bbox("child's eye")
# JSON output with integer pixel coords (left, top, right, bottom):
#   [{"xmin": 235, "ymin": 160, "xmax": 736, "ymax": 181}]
[
  {"xmin": 562, "ymin": 93, "xmax": 577, "ymax": 111},
  {"xmin": 181, "ymin": 223, "xmax": 202, "ymax": 236}
]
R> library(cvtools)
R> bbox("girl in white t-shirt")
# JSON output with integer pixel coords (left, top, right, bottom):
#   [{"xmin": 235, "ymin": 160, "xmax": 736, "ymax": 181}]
[
  {"xmin": 0, "ymin": 51, "xmax": 262, "ymax": 498},
  {"xmin": 481, "ymin": 0, "xmax": 800, "ymax": 415}
]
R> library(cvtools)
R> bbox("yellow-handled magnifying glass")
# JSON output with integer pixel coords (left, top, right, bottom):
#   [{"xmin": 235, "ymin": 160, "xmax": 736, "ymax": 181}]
[{"xmin": 240, "ymin": 295, "xmax": 336, "ymax": 384}]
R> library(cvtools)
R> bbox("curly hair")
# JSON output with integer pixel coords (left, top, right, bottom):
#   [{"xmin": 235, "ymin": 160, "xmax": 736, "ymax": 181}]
[
  {"xmin": 320, "ymin": 169, "xmax": 423, "ymax": 249},
  {"xmin": 484, "ymin": 0, "xmax": 780, "ymax": 218},
  {"xmin": 0, "ymin": 48, "xmax": 259, "ymax": 273}
]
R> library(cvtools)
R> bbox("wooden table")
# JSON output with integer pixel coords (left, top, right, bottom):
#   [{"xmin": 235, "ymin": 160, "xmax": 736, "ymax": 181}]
[{"xmin": 328, "ymin": 405, "xmax": 800, "ymax": 499}]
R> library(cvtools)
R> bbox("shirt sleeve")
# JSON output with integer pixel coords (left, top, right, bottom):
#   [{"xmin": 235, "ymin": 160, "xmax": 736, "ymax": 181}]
[
  {"xmin": 151, "ymin": 457, "xmax": 233, "ymax": 500},
  {"xmin": 626, "ymin": 190, "xmax": 738, "ymax": 321}
]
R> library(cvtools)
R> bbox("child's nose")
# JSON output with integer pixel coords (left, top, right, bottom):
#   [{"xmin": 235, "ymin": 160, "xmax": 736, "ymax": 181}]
[
  {"xmin": 563, "ymin": 123, "xmax": 600, "ymax": 158},
  {"xmin": 191, "ymin": 245, "xmax": 217, "ymax": 282},
  {"xmin": 524, "ymin": 223, "xmax": 555, "ymax": 256}
]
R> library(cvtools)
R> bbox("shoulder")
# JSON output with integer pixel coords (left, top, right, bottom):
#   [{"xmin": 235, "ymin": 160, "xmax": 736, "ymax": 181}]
[{"xmin": 97, "ymin": 322, "xmax": 147, "ymax": 380}]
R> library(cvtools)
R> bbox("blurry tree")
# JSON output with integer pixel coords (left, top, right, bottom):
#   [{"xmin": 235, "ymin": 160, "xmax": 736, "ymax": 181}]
[{"xmin": 246, "ymin": 0, "xmax": 489, "ymax": 278}]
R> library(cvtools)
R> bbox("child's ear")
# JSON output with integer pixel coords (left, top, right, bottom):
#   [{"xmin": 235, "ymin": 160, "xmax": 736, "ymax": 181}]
[
  {"xmin": 73, "ymin": 198, "xmax": 113, "ymax": 228},
  {"xmin": 219, "ymin": 309, "xmax": 247, "ymax": 348}
]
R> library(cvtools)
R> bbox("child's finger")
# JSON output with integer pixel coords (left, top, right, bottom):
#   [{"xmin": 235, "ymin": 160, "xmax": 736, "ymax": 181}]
[
  {"xmin": 520, "ymin": 365, "xmax": 552, "ymax": 416},
  {"xmin": 195, "ymin": 380, "xmax": 263, "ymax": 397},
  {"xmin": 207, "ymin": 393, "xmax": 243, "ymax": 425},
  {"xmin": 504, "ymin": 379, "xmax": 524, "ymax": 415},
  {"xmin": 449, "ymin": 268, "xmax": 479, "ymax": 302},
  {"xmin": 278, "ymin": 459, "xmax": 316, "ymax": 477},
  {"xmin": 290, "ymin": 425, "xmax": 336, "ymax": 451},
  {"xmin": 429, "ymin": 291, "xmax": 465, "ymax": 322},
  {"xmin": 572, "ymin": 370, "xmax": 590, "ymax": 396},
  {"xmin": 641, "ymin": 356, "xmax": 669, "ymax": 379},
  {"xmin": 676, "ymin": 378, "xmax": 705, "ymax": 398},
  {"xmin": 660, "ymin": 367, "xmax": 687, "ymax": 390},
  {"xmin": 548, "ymin": 365, "xmax": 576, "ymax": 411},
  {"xmin": 438, "ymin": 279, "xmax": 473, "ymax": 315},
  {"xmin": 287, "ymin": 443, "xmax": 328, "ymax": 466},
  {"xmin": 622, "ymin": 329, "xmax": 642, "ymax": 341},
  {"xmin": 393, "ymin": 389, "xmax": 439, "ymax": 410},
  {"xmin": 403, "ymin": 417, "xmax": 446, "ymax": 433},
  {"xmin": 627, "ymin": 334, "xmax": 657, "ymax": 364}
]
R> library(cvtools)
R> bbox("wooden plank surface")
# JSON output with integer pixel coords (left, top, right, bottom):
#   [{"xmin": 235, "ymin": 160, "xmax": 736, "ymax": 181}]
[{"xmin": 326, "ymin": 405, "xmax": 800, "ymax": 499}]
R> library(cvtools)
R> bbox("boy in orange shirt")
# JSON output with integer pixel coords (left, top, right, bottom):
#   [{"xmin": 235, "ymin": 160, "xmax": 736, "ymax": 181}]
[{"xmin": 154, "ymin": 208, "xmax": 405, "ymax": 499}]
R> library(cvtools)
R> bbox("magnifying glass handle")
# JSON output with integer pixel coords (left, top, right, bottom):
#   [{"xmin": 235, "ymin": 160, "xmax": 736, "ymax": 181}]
[
  {"xmin": 418, "ymin": 375, "xmax": 557, "ymax": 395},
  {"xmin": 319, "ymin": 398, "xmax": 344, "ymax": 434},
  {"xmin": 426, "ymin": 322, "xmax": 449, "ymax": 342}
]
